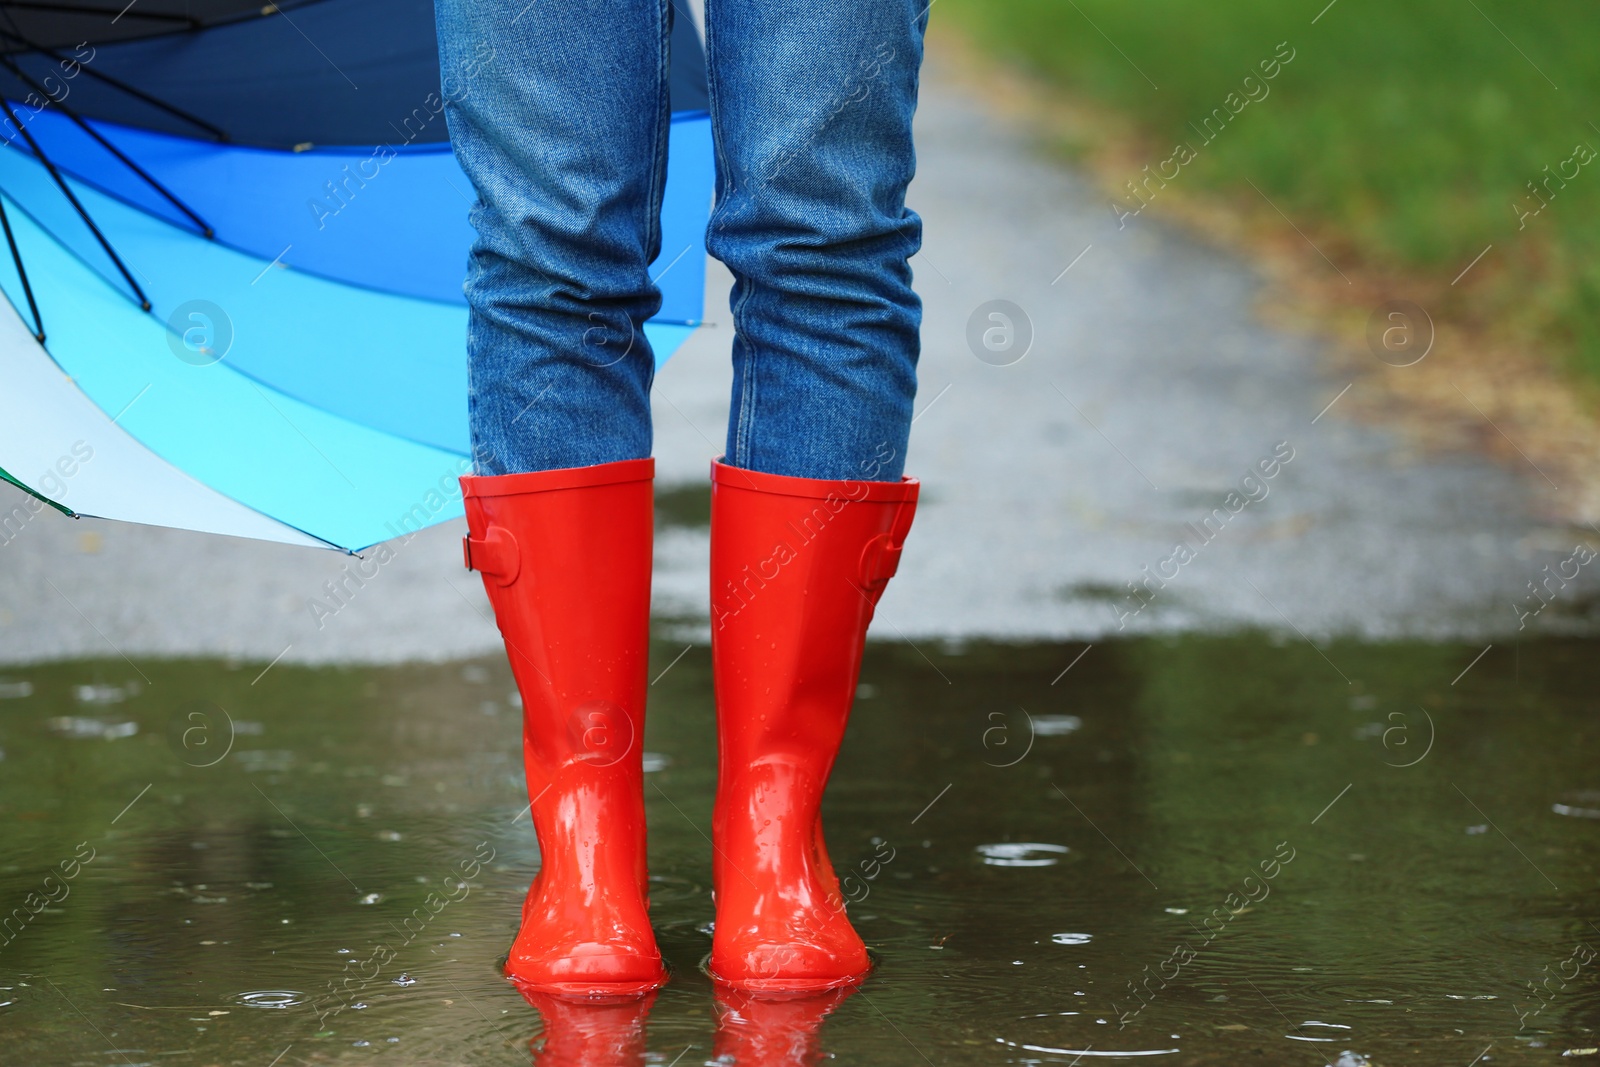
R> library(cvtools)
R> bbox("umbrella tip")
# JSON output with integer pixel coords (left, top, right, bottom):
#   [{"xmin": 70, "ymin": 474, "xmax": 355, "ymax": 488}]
[{"xmin": 139, "ymin": 300, "xmax": 152, "ymax": 312}]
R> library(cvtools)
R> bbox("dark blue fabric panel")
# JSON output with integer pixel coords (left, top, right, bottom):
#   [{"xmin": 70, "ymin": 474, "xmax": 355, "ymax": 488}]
[{"xmin": 0, "ymin": 0, "xmax": 709, "ymax": 148}]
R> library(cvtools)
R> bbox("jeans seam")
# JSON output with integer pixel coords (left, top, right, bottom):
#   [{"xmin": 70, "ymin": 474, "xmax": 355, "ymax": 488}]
[
  {"xmin": 703, "ymin": 0, "xmax": 735, "ymax": 245},
  {"xmin": 645, "ymin": 0, "xmax": 670, "ymax": 269},
  {"xmin": 702, "ymin": 0, "xmax": 755, "ymax": 466},
  {"xmin": 625, "ymin": 0, "xmax": 669, "ymax": 425},
  {"xmin": 731, "ymin": 282, "xmax": 759, "ymax": 466}
]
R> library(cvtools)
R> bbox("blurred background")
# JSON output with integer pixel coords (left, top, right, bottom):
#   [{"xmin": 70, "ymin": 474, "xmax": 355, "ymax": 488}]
[{"xmin": 946, "ymin": 0, "xmax": 1600, "ymax": 383}]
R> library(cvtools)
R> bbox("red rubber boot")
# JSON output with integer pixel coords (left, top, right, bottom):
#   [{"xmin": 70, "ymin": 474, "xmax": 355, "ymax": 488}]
[
  {"xmin": 707, "ymin": 459, "xmax": 919, "ymax": 992},
  {"xmin": 461, "ymin": 459, "xmax": 667, "ymax": 998}
]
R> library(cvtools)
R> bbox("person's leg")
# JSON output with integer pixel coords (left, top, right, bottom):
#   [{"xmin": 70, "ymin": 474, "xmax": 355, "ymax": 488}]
[
  {"xmin": 436, "ymin": 0, "xmax": 672, "ymax": 996},
  {"xmin": 702, "ymin": 0, "xmax": 928, "ymax": 991},
  {"xmin": 438, "ymin": 0, "xmax": 670, "ymax": 476},
  {"xmin": 706, "ymin": 0, "xmax": 928, "ymax": 483}
]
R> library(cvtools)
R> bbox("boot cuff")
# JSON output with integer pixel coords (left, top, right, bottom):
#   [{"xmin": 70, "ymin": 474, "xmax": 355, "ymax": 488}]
[
  {"xmin": 711, "ymin": 458, "xmax": 918, "ymax": 502},
  {"xmin": 462, "ymin": 458, "xmax": 654, "ymax": 499}
]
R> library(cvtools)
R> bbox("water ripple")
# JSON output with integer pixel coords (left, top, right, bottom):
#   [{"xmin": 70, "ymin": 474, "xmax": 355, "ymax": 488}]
[
  {"xmin": 977, "ymin": 842, "xmax": 1071, "ymax": 867},
  {"xmin": 998, "ymin": 1037, "xmax": 1180, "ymax": 1057},
  {"xmin": 230, "ymin": 990, "xmax": 307, "ymax": 1010}
]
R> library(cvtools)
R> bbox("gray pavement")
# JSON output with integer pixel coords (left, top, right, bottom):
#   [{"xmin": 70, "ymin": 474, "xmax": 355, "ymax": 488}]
[{"xmin": 2, "ymin": 47, "xmax": 1595, "ymax": 667}]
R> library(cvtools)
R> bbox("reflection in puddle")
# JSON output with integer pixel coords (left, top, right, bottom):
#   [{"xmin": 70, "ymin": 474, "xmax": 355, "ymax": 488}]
[
  {"xmin": 712, "ymin": 986, "xmax": 855, "ymax": 1066},
  {"xmin": 523, "ymin": 990, "xmax": 656, "ymax": 1067}
]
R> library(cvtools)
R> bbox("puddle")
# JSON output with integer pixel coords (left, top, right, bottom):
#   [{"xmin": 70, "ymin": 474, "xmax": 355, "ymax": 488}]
[{"xmin": 2, "ymin": 635, "xmax": 1600, "ymax": 1063}]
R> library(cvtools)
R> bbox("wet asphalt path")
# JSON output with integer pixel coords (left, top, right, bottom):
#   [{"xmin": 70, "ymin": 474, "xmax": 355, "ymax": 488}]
[{"xmin": 1, "ymin": 44, "xmax": 1593, "ymax": 667}]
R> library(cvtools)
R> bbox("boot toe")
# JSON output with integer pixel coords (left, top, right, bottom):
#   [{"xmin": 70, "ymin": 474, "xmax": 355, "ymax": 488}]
[
  {"xmin": 508, "ymin": 938, "xmax": 667, "ymax": 996},
  {"xmin": 709, "ymin": 932, "xmax": 870, "ymax": 992}
]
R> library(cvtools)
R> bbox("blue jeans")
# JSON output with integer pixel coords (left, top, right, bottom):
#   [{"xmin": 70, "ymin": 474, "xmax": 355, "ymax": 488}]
[{"xmin": 435, "ymin": 0, "xmax": 926, "ymax": 482}]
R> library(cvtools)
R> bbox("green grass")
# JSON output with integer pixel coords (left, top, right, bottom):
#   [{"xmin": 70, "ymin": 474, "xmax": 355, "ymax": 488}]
[{"xmin": 938, "ymin": 0, "xmax": 1600, "ymax": 380}]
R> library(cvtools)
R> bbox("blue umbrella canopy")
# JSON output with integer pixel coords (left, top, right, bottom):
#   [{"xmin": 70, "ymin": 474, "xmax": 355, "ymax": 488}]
[{"xmin": 0, "ymin": 0, "xmax": 713, "ymax": 551}]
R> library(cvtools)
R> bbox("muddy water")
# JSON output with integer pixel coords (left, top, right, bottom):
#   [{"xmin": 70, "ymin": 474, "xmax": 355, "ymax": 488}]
[{"xmin": 2, "ymin": 635, "xmax": 1599, "ymax": 1064}]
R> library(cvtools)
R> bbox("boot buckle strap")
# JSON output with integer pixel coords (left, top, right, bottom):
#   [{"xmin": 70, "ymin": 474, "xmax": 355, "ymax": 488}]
[
  {"xmin": 463, "ymin": 525, "xmax": 521, "ymax": 586},
  {"xmin": 859, "ymin": 533, "xmax": 903, "ymax": 588}
]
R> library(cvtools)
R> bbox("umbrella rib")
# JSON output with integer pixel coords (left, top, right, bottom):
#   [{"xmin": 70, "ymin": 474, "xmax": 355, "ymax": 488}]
[
  {"xmin": 0, "ymin": 27, "xmax": 226, "ymax": 142},
  {"xmin": 0, "ymin": 190, "xmax": 44, "ymax": 340},
  {"xmin": 0, "ymin": 2, "xmax": 200, "ymax": 27},
  {"xmin": 0, "ymin": 92, "xmax": 151, "ymax": 310},
  {"xmin": 0, "ymin": 53, "xmax": 213, "ymax": 237}
]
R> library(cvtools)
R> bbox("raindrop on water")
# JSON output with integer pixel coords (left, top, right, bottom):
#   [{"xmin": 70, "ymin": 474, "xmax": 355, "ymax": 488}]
[
  {"xmin": 975, "ymin": 842, "xmax": 1070, "ymax": 867},
  {"xmin": 1033, "ymin": 715, "xmax": 1082, "ymax": 737},
  {"xmin": 231, "ymin": 990, "xmax": 306, "ymax": 1010}
]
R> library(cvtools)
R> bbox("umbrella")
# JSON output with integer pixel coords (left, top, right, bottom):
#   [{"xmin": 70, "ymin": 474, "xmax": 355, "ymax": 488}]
[{"xmin": 0, "ymin": 0, "xmax": 713, "ymax": 551}]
